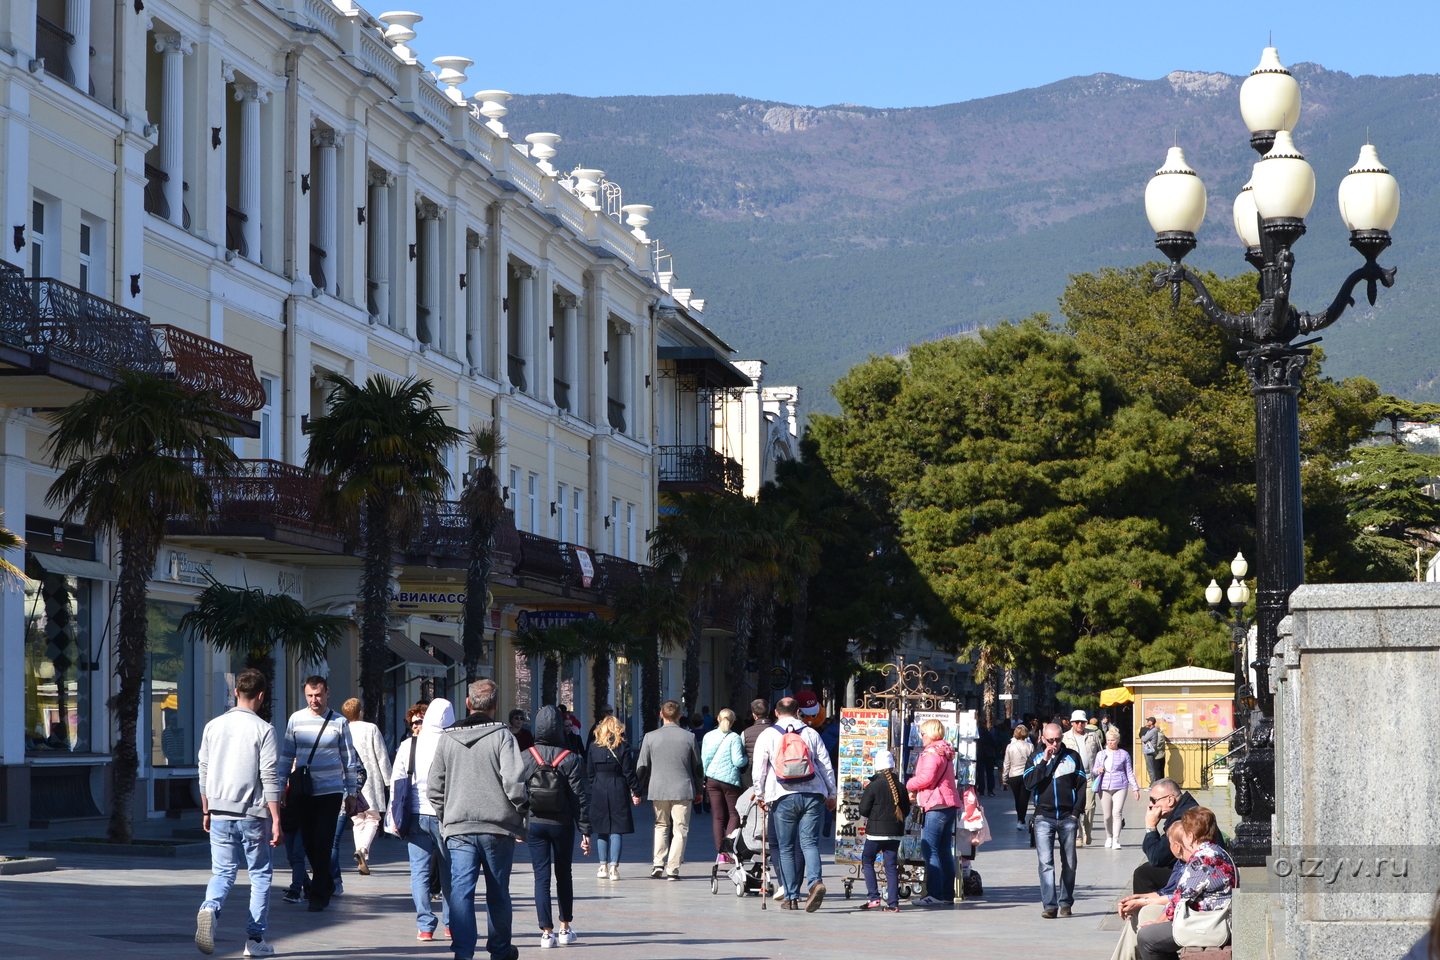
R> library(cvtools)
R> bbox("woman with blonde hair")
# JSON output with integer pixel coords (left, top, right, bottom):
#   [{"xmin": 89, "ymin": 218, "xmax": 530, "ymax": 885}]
[
  {"xmin": 906, "ymin": 718, "xmax": 961, "ymax": 905},
  {"xmin": 1002, "ymin": 724, "xmax": 1034, "ymax": 831},
  {"xmin": 584, "ymin": 714, "xmax": 641, "ymax": 879},
  {"xmin": 700, "ymin": 708, "xmax": 748, "ymax": 862}
]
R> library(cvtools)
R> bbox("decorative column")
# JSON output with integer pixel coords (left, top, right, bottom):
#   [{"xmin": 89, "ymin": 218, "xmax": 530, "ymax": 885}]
[
  {"xmin": 559, "ymin": 293, "xmax": 579, "ymax": 411},
  {"xmin": 617, "ymin": 322, "xmax": 633, "ymax": 436},
  {"xmin": 367, "ymin": 171, "xmax": 392, "ymax": 324},
  {"xmin": 514, "ymin": 263, "xmax": 535, "ymax": 392},
  {"xmin": 155, "ymin": 34, "xmax": 193, "ymax": 227},
  {"xmin": 65, "ymin": 0, "xmax": 90, "ymax": 93},
  {"xmin": 465, "ymin": 234, "xmax": 485, "ymax": 374},
  {"xmin": 313, "ymin": 129, "xmax": 340, "ymax": 295},
  {"xmin": 235, "ymin": 84, "xmax": 265, "ymax": 259},
  {"xmin": 417, "ymin": 200, "xmax": 443, "ymax": 347}
]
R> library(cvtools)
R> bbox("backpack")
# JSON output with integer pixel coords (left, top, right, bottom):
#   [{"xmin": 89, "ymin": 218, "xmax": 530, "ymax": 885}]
[
  {"xmin": 526, "ymin": 746, "xmax": 573, "ymax": 819},
  {"xmin": 772, "ymin": 724, "xmax": 815, "ymax": 784}
]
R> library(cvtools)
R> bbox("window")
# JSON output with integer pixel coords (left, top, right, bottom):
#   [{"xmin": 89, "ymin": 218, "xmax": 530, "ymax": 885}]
[
  {"xmin": 610, "ymin": 498, "xmax": 621, "ymax": 556},
  {"xmin": 626, "ymin": 503, "xmax": 636, "ymax": 561},
  {"xmin": 508, "ymin": 467, "xmax": 520, "ymax": 516},
  {"xmin": 572, "ymin": 490, "xmax": 584, "ymax": 547},
  {"xmin": 30, "ymin": 200, "xmax": 45, "ymax": 277},
  {"xmin": 556, "ymin": 483, "xmax": 568, "ymax": 542},
  {"xmin": 23, "ymin": 562, "xmax": 93, "ymax": 754},
  {"xmin": 259, "ymin": 377, "xmax": 278, "ymax": 460},
  {"xmin": 527, "ymin": 474, "xmax": 539, "ymax": 534},
  {"xmin": 78, "ymin": 223, "xmax": 92, "ymax": 292},
  {"xmin": 147, "ymin": 600, "xmax": 200, "ymax": 767}
]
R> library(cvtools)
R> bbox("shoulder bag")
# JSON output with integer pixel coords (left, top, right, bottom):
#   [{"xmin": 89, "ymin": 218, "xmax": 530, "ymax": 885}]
[
  {"xmin": 1172, "ymin": 899, "xmax": 1231, "ymax": 947},
  {"xmin": 290, "ymin": 711, "xmax": 332, "ymax": 800},
  {"xmin": 386, "ymin": 734, "xmax": 419, "ymax": 836}
]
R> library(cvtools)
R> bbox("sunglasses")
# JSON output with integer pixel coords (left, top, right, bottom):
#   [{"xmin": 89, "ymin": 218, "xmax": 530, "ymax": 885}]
[
  {"xmin": 1148, "ymin": 794, "xmax": 1175, "ymax": 806},
  {"xmin": 411, "ymin": 720, "xmax": 423, "ymax": 727},
  {"xmin": 1043, "ymin": 737, "xmax": 1062, "ymax": 744}
]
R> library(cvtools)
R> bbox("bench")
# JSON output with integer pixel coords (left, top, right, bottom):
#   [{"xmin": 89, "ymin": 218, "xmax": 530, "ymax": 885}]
[{"xmin": 1179, "ymin": 948, "xmax": 1231, "ymax": 959}]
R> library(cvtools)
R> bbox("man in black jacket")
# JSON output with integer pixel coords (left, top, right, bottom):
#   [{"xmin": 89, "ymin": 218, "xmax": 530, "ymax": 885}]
[
  {"xmin": 1022, "ymin": 722, "xmax": 1087, "ymax": 919},
  {"xmin": 1132, "ymin": 778, "xmax": 1198, "ymax": 894}
]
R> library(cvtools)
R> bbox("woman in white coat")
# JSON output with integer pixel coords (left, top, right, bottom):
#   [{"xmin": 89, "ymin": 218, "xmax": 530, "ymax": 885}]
[{"xmin": 340, "ymin": 698, "xmax": 390, "ymax": 874}]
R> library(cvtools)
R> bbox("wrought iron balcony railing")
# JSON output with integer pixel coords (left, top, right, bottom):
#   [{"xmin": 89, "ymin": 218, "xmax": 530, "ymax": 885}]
[
  {"xmin": 607, "ymin": 398, "xmax": 626, "ymax": 433},
  {"xmin": 309, "ymin": 244, "xmax": 327, "ymax": 291},
  {"xmin": 553, "ymin": 378, "xmax": 570, "ymax": 411},
  {"xmin": 507, "ymin": 354, "xmax": 526, "ymax": 392},
  {"xmin": 226, "ymin": 207, "xmax": 248, "ymax": 258},
  {"xmin": 151, "ymin": 325, "xmax": 266, "ymax": 417},
  {"xmin": 35, "ymin": 16, "xmax": 75, "ymax": 87},
  {"xmin": 657, "ymin": 444, "xmax": 743, "ymax": 496},
  {"xmin": 0, "ymin": 273, "xmax": 166, "ymax": 380},
  {"xmin": 183, "ymin": 459, "xmax": 335, "ymax": 535}
]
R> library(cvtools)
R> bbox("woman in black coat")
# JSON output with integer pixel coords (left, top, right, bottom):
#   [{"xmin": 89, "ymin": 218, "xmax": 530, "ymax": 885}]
[
  {"xmin": 585, "ymin": 715, "xmax": 641, "ymax": 880},
  {"xmin": 857, "ymin": 748, "xmax": 911, "ymax": 912}
]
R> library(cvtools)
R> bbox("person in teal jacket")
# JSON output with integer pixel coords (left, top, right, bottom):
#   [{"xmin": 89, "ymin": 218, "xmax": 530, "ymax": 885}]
[{"xmin": 700, "ymin": 709, "xmax": 748, "ymax": 861}]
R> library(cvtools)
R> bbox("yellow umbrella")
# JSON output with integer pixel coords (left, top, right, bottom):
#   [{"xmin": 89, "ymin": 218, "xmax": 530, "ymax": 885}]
[{"xmin": 1099, "ymin": 686, "xmax": 1133, "ymax": 707}]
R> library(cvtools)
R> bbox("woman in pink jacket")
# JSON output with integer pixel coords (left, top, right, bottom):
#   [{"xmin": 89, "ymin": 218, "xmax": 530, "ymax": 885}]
[{"xmin": 906, "ymin": 719, "xmax": 960, "ymax": 905}]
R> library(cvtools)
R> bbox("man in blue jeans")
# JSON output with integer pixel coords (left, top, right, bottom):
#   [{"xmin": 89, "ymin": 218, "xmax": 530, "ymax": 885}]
[
  {"xmin": 195, "ymin": 669, "xmax": 283, "ymax": 957},
  {"xmin": 752, "ymin": 697, "xmax": 837, "ymax": 913},
  {"xmin": 428, "ymin": 679, "xmax": 529, "ymax": 960},
  {"xmin": 1023, "ymin": 721, "xmax": 1088, "ymax": 919}
]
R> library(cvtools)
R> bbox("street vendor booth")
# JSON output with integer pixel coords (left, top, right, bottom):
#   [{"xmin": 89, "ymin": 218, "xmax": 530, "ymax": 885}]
[{"xmin": 1120, "ymin": 666, "xmax": 1234, "ymax": 789}]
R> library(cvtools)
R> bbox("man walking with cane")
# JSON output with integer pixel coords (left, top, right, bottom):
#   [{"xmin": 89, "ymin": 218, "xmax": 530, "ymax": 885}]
[{"xmin": 195, "ymin": 669, "xmax": 283, "ymax": 957}]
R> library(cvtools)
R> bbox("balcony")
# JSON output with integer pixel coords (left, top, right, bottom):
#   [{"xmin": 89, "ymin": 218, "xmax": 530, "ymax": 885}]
[
  {"xmin": 658, "ymin": 445, "xmax": 743, "ymax": 496},
  {"xmin": 35, "ymin": 16, "xmax": 76, "ymax": 87},
  {"xmin": 607, "ymin": 398, "xmax": 626, "ymax": 433},
  {"xmin": 553, "ymin": 378, "xmax": 570, "ymax": 411},
  {"xmin": 507, "ymin": 354, "xmax": 526, "ymax": 392},
  {"xmin": 167, "ymin": 459, "xmax": 344, "ymax": 559},
  {"xmin": 226, "ymin": 207, "xmax": 248, "ymax": 258},
  {"xmin": 0, "ymin": 268, "xmax": 263, "ymax": 425},
  {"xmin": 309, "ymin": 244, "xmax": 327, "ymax": 292}
]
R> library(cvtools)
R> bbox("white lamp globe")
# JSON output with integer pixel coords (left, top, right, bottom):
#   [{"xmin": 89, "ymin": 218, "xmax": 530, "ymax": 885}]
[
  {"xmin": 1206, "ymin": 579, "xmax": 1224, "ymax": 605},
  {"xmin": 1239, "ymin": 47, "xmax": 1302, "ymax": 135},
  {"xmin": 1337, "ymin": 143, "xmax": 1400, "ymax": 232},
  {"xmin": 1233, "ymin": 178, "xmax": 1261, "ymax": 248},
  {"xmin": 1145, "ymin": 146, "xmax": 1207, "ymax": 234},
  {"xmin": 1227, "ymin": 578, "xmax": 1246, "ymax": 606},
  {"xmin": 1230, "ymin": 552, "xmax": 1248, "ymax": 578},
  {"xmin": 1251, "ymin": 131, "xmax": 1315, "ymax": 220}
]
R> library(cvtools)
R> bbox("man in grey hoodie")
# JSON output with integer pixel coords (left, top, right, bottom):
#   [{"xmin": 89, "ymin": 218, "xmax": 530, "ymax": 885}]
[
  {"xmin": 196, "ymin": 669, "xmax": 283, "ymax": 958},
  {"xmin": 429, "ymin": 678, "xmax": 528, "ymax": 960}
]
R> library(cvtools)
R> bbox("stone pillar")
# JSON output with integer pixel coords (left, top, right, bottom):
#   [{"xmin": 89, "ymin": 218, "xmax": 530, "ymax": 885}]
[
  {"xmin": 65, "ymin": 0, "xmax": 90, "ymax": 93},
  {"xmin": 367, "ymin": 171, "xmax": 391, "ymax": 324},
  {"xmin": 514, "ymin": 263, "xmax": 535, "ymax": 392},
  {"xmin": 465, "ymin": 234, "xmax": 484, "ymax": 373},
  {"xmin": 617, "ymin": 325, "xmax": 633, "ymax": 436},
  {"xmin": 417, "ymin": 200, "xmax": 442, "ymax": 347},
  {"xmin": 313, "ymin": 129, "xmax": 339, "ymax": 294},
  {"xmin": 559, "ymin": 293, "xmax": 579, "ymax": 411},
  {"xmin": 536, "ymin": 264, "xmax": 553, "ymax": 404},
  {"xmin": 154, "ymin": 33, "xmax": 191, "ymax": 227},
  {"xmin": 587, "ymin": 271, "xmax": 607, "ymax": 426},
  {"xmin": 235, "ymin": 84, "xmax": 264, "ymax": 259}
]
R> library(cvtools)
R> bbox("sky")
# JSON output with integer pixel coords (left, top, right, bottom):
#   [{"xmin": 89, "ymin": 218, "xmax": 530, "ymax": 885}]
[{"xmin": 399, "ymin": 0, "xmax": 1440, "ymax": 108}]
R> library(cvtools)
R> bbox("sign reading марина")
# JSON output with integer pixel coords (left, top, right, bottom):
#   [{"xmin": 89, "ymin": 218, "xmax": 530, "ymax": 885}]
[{"xmin": 515, "ymin": 609, "xmax": 598, "ymax": 632}]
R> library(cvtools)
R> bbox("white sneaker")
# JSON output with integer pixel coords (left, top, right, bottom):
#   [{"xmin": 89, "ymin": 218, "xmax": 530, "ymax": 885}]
[
  {"xmin": 607, "ymin": 864, "xmax": 619, "ymax": 880},
  {"xmin": 911, "ymin": 895, "xmax": 944, "ymax": 906},
  {"xmin": 195, "ymin": 907, "xmax": 216, "ymax": 956},
  {"xmin": 1112, "ymin": 841, "xmax": 1123, "ymax": 850},
  {"xmin": 597, "ymin": 864, "xmax": 608, "ymax": 878},
  {"xmin": 557, "ymin": 928, "xmax": 578, "ymax": 946},
  {"xmin": 540, "ymin": 931, "xmax": 557, "ymax": 949},
  {"xmin": 244, "ymin": 941, "xmax": 276, "ymax": 957},
  {"xmin": 1103, "ymin": 837, "xmax": 1113, "ymax": 848},
  {"xmin": 773, "ymin": 886, "xmax": 787, "ymax": 901}
]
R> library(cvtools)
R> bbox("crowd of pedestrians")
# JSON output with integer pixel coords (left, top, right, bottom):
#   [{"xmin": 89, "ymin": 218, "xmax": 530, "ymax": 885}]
[{"xmin": 191, "ymin": 671, "xmax": 1232, "ymax": 959}]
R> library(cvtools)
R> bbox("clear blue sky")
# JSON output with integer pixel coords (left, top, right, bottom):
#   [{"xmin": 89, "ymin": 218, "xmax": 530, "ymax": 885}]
[{"xmin": 400, "ymin": 0, "xmax": 1439, "ymax": 108}]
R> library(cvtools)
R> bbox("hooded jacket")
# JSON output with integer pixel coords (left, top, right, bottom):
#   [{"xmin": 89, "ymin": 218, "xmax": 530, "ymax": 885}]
[
  {"xmin": 427, "ymin": 709, "xmax": 529, "ymax": 840},
  {"xmin": 524, "ymin": 705, "xmax": 591, "ymax": 836},
  {"xmin": 392, "ymin": 699, "xmax": 454, "ymax": 818},
  {"xmin": 906, "ymin": 740, "xmax": 960, "ymax": 811}
]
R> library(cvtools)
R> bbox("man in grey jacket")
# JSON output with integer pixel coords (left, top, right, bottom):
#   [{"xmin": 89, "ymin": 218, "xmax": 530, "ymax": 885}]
[
  {"xmin": 635, "ymin": 699, "xmax": 704, "ymax": 881},
  {"xmin": 196, "ymin": 669, "xmax": 283, "ymax": 958},
  {"xmin": 429, "ymin": 678, "xmax": 527, "ymax": 960}
]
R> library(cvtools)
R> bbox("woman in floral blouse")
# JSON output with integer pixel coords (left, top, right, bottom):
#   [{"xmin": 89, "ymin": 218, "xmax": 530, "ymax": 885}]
[{"xmin": 1136, "ymin": 806, "xmax": 1237, "ymax": 960}]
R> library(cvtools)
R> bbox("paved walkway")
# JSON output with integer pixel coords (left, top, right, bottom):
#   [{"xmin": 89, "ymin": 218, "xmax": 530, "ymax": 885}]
[{"xmin": 0, "ymin": 788, "xmax": 1233, "ymax": 960}]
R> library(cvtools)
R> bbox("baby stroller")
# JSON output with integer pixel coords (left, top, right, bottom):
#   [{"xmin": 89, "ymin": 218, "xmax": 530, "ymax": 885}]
[{"xmin": 711, "ymin": 786, "xmax": 776, "ymax": 898}]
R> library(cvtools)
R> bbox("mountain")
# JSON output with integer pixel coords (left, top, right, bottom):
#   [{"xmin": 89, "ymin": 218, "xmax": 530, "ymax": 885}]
[{"xmin": 504, "ymin": 65, "xmax": 1440, "ymax": 413}]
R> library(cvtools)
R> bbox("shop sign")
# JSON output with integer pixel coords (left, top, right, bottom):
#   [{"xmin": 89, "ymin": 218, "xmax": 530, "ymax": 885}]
[
  {"xmin": 515, "ymin": 609, "xmax": 597, "ymax": 632},
  {"xmin": 163, "ymin": 551, "xmax": 215, "ymax": 586},
  {"xmin": 769, "ymin": 666, "xmax": 791, "ymax": 690},
  {"xmin": 392, "ymin": 586, "xmax": 466, "ymax": 614},
  {"xmin": 573, "ymin": 547, "xmax": 595, "ymax": 588}
]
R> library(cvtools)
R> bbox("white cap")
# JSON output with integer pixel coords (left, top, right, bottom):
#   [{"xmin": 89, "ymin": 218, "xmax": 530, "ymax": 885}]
[{"xmin": 1070, "ymin": 709, "xmax": 1088, "ymax": 723}]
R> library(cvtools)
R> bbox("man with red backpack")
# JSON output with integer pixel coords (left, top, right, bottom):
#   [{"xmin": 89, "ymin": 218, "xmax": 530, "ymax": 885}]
[{"xmin": 753, "ymin": 697, "xmax": 837, "ymax": 913}]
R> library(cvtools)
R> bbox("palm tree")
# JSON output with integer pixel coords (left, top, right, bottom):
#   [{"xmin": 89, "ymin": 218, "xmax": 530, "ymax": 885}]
[
  {"xmin": 569, "ymin": 616, "xmax": 635, "ymax": 726},
  {"xmin": 650, "ymin": 491, "xmax": 749, "ymax": 715},
  {"xmin": 179, "ymin": 574, "xmax": 349, "ymax": 721},
  {"xmin": 761, "ymin": 462, "xmax": 841, "ymax": 689},
  {"xmin": 719, "ymin": 499, "xmax": 782, "ymax": 719},
  {"xmin": 513, "ymin": 625, "xmax": 580, "ymax": 707},
  {"xmin": 46, "ymin": 371, "xmax": 241, "ymax": 842},
  {"xmin": 459, "ymin": 429, "xmax": 504, "ymax": 683},
  {"xmin": 615, "ymin": 577, "xmax": 690, "ymax": 731},
  {"xmin": 305, "ymin": 373, "xmax": 463, "ymax": 731}
]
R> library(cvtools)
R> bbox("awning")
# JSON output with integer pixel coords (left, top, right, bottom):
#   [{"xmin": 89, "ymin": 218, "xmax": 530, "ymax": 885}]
[
  {"xmin": 656, "ymin": 346, "xmax": 752, "ymax": 388},
  {"xmin": 1099, "ymin": 686, "xmax": 1134, "ymax": 707},
  {"xmin": 30, "ymin": 552, "xmax": 118, "ymax": 582},
  {"xmin": 386, "ymin": 631, "xmax": 447, "ymax": 678},
  {"xmin": 420, "ymin": 632, "xmax": 466, "ymax": 665}
]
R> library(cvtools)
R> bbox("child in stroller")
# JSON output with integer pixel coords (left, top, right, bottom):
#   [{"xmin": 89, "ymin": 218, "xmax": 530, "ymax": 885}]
[{"xmin": 711, "ymin": 786, "xmax": 776, "ymax": 897}]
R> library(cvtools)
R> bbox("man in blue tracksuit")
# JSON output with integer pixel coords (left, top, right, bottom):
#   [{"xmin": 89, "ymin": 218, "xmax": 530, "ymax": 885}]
[{"xmin": 1022, "ymin": 722, "xmax": 1087, "ymax": 919}]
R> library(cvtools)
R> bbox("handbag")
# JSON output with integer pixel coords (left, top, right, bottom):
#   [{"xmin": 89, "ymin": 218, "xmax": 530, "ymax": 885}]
[
  {"xmin": 1172, "ymin": 899, "xmax": 1231, "ymax": 947},
  {"xmin": 291, "ymin": 711, "xmax": 332, "ymax": 800},
  {"xmin": 386, "ymin": 734, "xmax": 419, "ymax": 836}
]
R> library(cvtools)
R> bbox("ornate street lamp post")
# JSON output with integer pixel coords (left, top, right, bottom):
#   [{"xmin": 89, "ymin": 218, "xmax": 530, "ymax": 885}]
[
  {"xmin": 1205, "ymin": 552, "xmax": 1255, "ymax": 723},
  {"xmin": 1144, "ymin": 46, "xmax": 1400, "ymax": 866}
]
